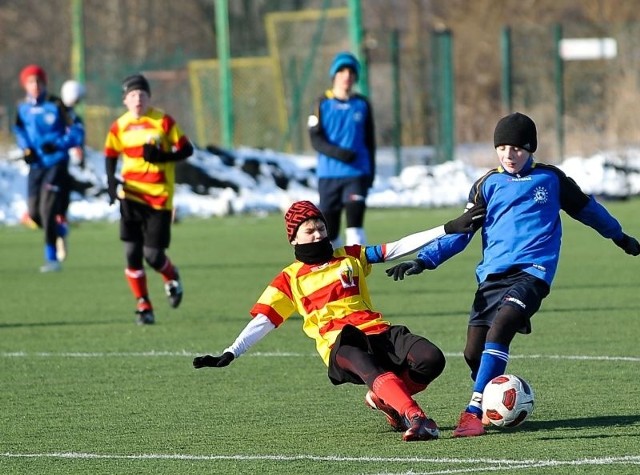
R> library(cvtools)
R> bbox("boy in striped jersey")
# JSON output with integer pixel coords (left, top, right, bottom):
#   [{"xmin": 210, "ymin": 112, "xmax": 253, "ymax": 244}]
[
  {"xmin": 105, "ymin": 74, "xmax": 194, "ymax": 325},
  {"xmin": 194, "ymin": 200, "xmax": 484, "ymax": 441}
]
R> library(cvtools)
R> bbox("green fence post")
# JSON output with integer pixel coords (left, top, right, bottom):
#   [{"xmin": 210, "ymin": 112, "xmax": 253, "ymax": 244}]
[
  {"xmin": 215, "ymin": 0, "xmax": 233, "ymax": 148},
  {"xmin": 554, "ymin": 23, "xmax": 565, "ymax": 161},
  {"xmin": 431, "ymin": 29, "xmax": 454, "ymax": 163},
  {"xmin": 347, "ymin": 0, "xmax": 369, "ymax": 97},
  {"xmin": 70, "ymin": 0, "xmax": 85, "ymax": 115},
  {"xmin": 391, "ymin": 29, "xmax": 401, "ymax": 175},
  {"xmin": 500, "ymin": 26, "xmax": 512, "ymax": 113}
]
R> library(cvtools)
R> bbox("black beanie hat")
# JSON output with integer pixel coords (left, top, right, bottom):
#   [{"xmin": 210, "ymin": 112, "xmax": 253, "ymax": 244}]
[
  {"xmin": 493, "ymin": 112, "xmax": 537, "ymax": 153},
  {"xmin": 122, "ymin": 73, "xmax": 151, "ymax": 97}
]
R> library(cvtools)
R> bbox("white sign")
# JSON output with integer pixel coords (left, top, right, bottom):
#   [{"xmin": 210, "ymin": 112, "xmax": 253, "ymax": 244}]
[{"xmin": 559, "ymin": 38, "xmax": 617, "ymax": 60}]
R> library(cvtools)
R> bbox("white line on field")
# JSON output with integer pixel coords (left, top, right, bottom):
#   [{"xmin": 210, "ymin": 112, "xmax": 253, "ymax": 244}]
[
  {"xmin": 0, "ymin": 452, "xmax": 639, "ymax": 471},
  {"xmin": 1, "ymin": 351, "xmax": 639, "ymax": 362}
]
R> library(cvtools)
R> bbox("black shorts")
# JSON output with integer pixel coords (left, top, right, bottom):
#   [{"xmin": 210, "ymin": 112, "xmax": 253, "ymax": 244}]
[
  {"xmin": 327, "ymin": 324, "xmax": 429, "ymax": 385},
  {"xmin": 469, "ymin": 269, "xmax": 550, "ymax": 334},
  {"xmin": 119, "ymin": 199, "xmax": 172, "ymax": 249},
  {"xmin": 318, "ymin": 176, "xmax": 370, "ymax": 213}
]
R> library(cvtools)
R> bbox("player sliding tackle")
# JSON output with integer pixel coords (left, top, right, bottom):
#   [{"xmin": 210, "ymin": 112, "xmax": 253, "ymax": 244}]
[{"xmin": 194, "ymin": 200, "xmax": 484, "ymax": 442}]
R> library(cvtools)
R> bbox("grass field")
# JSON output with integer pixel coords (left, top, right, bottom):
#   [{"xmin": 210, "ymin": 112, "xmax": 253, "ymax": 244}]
[{"xmin": 1, "ymin": 202, "xmax": 639, "ymax": 474}]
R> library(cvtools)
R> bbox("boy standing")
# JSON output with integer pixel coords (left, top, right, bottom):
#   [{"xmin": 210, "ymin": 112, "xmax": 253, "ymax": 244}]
[
  {"xmin": 308, "ymin": 52, "xmax": 375, "ymax": 247},
  {"xmin": 104, "ymin": 73, "xmax": 194, "ymax": 325},
  {"xmin": 386, "ymin": 112, "xmax": 640, "ymax": 437},
  {"xmin": 13, "ymin": 64, "xmax": 84, "ymax": 272},
  {"xmin": 193, "ymin": 200, "xmax": 485, "ymax": 441}
]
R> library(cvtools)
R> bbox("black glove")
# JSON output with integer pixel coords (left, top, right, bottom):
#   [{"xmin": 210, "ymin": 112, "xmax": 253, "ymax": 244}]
[
  {"xmin": 333, "ymin": 148, "xmax": 356, "ymax": 163},
  {"xmin": 41, "ymin": 142, "xmax": 57, "ymax": 154},
  {"xmin": 444, "ymin": 204, "xmax": 486, "ymax": 234},
  {"xmin": 23, "ymin": 148, "xmax": 38, "ymax": 164},
  {"xmin": 385, "ymin": 259, "xmax": 426, "ymax": 281},
  {"xmin": 193, "ymin": 351, "xmax": 235, "ymax": 369},
  {"xmin": 142, "ymin": 143, "xmax": 175, "ymax": 163},
  {"xmin": 613, "ymin": 233, "xmax": 640, "ymax": 256}
]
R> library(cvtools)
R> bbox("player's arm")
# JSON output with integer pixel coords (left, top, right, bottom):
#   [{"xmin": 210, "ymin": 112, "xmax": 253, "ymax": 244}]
[
  {"xmin": 142, "ymin": 139, "xmax": 194, "ymax": 163},
  {"xmin": 557, "ymin": 167, "xmax": 640, "ymax": 256},
  {"xmin": 364, "ymin": 203, "xmax": 485, "ymax": 266},
  {"xmin": 192, "ymin": 314, "xmax": 276, "ymax": 369},
  {"xmin": 308, "ymin": 96, "xmax": 355, "ymax": 163}
]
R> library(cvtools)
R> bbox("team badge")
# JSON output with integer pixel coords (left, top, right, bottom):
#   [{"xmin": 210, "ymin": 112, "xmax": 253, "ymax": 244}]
[
  {"xmin": 533, "ymin": 186, "xmax": 548, "ymax": 204},
  {"xmin": 339, "ymin": 265, "xmax": 356, "ymax": 288}
]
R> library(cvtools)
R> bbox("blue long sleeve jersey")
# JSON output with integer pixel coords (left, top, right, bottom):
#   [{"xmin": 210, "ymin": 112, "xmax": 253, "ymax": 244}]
[
  {"xmin": 13, "ymin": 92, "xmax": 84, "ymax": 169},
  {"xmin": 416, "ymin": 157, "xmax": 625, "ymax": 286},
  {"xmin": 308, "ymin": 90, "xmax": 375, "ymax": 179}
]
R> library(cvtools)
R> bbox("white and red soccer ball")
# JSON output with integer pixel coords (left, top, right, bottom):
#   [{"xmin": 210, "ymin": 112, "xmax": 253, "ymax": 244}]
[{"xmin": 482, "ymin": 374, "xmax": 535, "ymax": 428}]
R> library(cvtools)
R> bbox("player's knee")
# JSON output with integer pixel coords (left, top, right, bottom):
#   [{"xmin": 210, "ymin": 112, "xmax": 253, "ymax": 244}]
[
  {"xmin": 410, "ymin": 346, "xmax": 446, "ymax": 381},
  {"xmin": 143, "ymin": 247, "xmax": 165, "ymax": 269}
]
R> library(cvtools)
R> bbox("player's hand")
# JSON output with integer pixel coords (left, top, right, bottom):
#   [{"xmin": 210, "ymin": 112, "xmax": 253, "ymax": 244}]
[
  {"xmin": 23, "ymin": 148, "xmax": 38, "ymax": 164},
  {"xmin": 41, "ymin": 142, "xmax": 57, "ymax": 154},
  {"xmin": 444, "ymin": 203, "xmax": 486, "ymax": 234},
  {"xmin": 613, "ymin": 233, "xmax": 640, "ymax": 256},
  {"xmin": 193, "ymin": 352, "xmax": 235, "ymax": 369},
  {"xmin": 142, "ymin": 143, "xmax": 161, "ymax": 163},
  {"xmin": 385, "ymin": 259, "xmax": 425, "ymax": 281}
]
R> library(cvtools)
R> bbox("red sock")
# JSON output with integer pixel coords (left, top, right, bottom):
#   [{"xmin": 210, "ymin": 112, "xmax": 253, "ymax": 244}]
[
  {"xmin": 399, "ymin": 368, "xmax": 428, "ymax": 396},
  {"xmin": 125, "ymin": 268, "xmax": 148, "ymax": 300},
  {"xmin": 158, "ymin": 257, "xmax": 178, "ymax": 283},
  {"xmin": 372, "ymin": 372, "xmax": 423, "ymax": 418}
]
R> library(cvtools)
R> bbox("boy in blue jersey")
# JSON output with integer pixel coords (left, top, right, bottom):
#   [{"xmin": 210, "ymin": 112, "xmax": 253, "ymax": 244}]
[
  {"xmin": 13, "ymin": 65, "xmax": 85, "ymax": 272},
  {"xmin": 386, "ymin": 112, "xmax": 640, "ymax": 437},
  {"xmin": 308, "ymin": 52, "xmax": 375, "ymax": 247}
]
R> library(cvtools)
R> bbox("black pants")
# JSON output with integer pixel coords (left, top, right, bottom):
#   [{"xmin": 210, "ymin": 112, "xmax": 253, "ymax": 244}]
[{"xmin": 27, "ymin": 162, "xmax": 69, "ymax": 245}]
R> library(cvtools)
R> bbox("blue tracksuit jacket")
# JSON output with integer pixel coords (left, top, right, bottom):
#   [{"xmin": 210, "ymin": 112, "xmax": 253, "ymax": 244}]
[
  {"xmin": 416, "ymin": 157, "xmax": 624, "ymax": 286},
  {"xmin": 13, "ymin": 92, "xmax": 84, "ymax": 169},
  {"xmin": 308, "ymin": 90, "xmax": 375, "ymax": 180}
]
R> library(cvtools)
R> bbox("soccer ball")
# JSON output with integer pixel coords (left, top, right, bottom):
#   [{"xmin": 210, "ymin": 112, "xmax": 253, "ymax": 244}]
[{"xmin": 482, "ymin": 374, "xmax": 534, "ymax": 428}]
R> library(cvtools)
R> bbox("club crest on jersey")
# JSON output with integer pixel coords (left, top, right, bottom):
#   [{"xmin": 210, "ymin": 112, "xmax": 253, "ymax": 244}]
[
  {"xmin": 339, "ymin": 265, "xmax": 357, "ymax": 288},
  {"xmin": 533, "ymin": 186, "xmax": 549, "ymax": 204}
]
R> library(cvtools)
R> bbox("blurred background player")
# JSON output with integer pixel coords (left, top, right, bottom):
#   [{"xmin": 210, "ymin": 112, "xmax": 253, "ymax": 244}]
[
  {"xmin": 54, "ymin": 79, "xmax": 87, "ymax": 261},
  {"xmin": 386, "ymin": 112, "xmax": 640, "ymax": 437},
  {"xmin": 13, "ymin": 64, "xmax": 84, "ymax": 272},
  {"xmin": 193, "ymin": 200, "xmax": 485, "ymax": 442},
  {"xmin": 104, "ymin": 73, "xmax": 194, "ymax": 325},
  {"xmin": 308, "ymin": 51, "xmax": 375, "ymax": 247}
]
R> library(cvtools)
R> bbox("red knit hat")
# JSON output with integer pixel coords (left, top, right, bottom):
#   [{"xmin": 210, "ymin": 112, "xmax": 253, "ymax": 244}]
[
  {"xmin": 284, "ymin": 201, "xmax": 325, "ymax": 242},
  {"xmin": 20, "ymin": 64, "xmax": 47, "ymax": 86}
]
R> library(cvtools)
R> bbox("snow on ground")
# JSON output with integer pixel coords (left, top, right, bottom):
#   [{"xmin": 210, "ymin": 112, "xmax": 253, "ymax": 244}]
[{"xmin": 1, "ymin": 143, "xmax": 639, "ymax": 226}]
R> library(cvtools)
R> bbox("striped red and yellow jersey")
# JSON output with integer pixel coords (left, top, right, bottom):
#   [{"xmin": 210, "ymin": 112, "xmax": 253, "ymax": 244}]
[
  {"xmin": 250, "ymin": 245, "xmax": 391, "ymax": 366},
  {"xmin": 104, "ymin": 107, "xmax": 190, "ymax": 210}
]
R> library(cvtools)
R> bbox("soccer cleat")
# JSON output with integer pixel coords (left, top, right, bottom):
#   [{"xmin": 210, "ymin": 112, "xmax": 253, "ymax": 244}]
[
  {"xmin": 365, "ymin": 390, "xmax": 407, "ymax": 432},
  {"xmin": 164, "ymin": 270, "xmax": 183, "ymax": 309},
  {"xmin": 40, "ymin": 261, "xmax": 62, "ymax": 273},
  {"xmin": 135, "ymin": 298, "xmax": 155, "ymax": 325},
  {"xmin": 453, "ymin": 411, "xmax": 486, "ymax": 438},
  {"xmin": 402, "ymin": 412, "xmax": 440, "ymax": 442},
  {"xmin": 135, "ymin": 309, "xmax": 155, "ymax": 325}
]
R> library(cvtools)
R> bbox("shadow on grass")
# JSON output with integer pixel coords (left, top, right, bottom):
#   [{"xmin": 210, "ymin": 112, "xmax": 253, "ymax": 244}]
[
  {"xmin": 0, "ymin": 319, "xmax": 117, "ymax": 329},
  {"xmin": 525, "ymin": 414, "xmax": 640, "ymax": 432}
]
